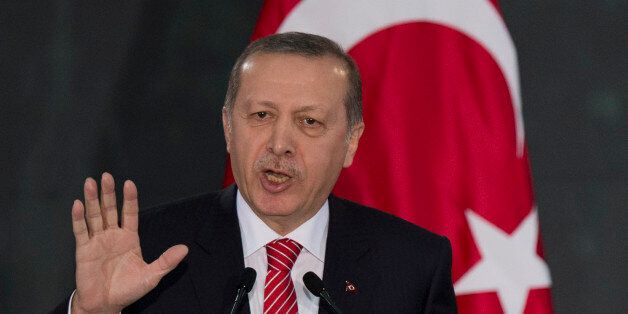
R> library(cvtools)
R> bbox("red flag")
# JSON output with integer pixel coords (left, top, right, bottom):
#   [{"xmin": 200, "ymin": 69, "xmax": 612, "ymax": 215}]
[{"xmin": 226, "ymin": 1, "xmax": 553, "ymax": 312}]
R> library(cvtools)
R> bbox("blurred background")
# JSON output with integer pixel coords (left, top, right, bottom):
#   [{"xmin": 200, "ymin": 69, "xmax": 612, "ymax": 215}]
[{"xmin": 1, "ymin": 1, "xmax": 626, "ymax": 312}]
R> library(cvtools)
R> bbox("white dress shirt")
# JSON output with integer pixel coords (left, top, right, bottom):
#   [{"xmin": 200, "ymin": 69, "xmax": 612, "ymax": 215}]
[{"xmin": 236, "ymin": 190, "xmax": 329, "ymax": 314}]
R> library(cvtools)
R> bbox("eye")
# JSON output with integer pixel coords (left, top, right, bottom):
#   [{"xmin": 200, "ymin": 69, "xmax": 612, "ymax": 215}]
[
  {"xmin": 303, "ymin": 118, "xmax": 318, "ymax": 126},
  {"xmin": 254, "ymin": 111, "xmax": 268, "ymax": 119},
  {"xmin": 298, "ymin": 116, "xmax": 326, "ymax": 136}
]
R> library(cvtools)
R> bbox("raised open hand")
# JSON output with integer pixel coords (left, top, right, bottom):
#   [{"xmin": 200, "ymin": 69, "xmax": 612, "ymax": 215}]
[{"xmin": 71, "ymin": 173, "xmax": 188, "ymax": 313}]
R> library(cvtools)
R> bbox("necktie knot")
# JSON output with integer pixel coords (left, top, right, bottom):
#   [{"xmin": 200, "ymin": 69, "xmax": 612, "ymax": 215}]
[
  {"xmin": 266, "ymin": 238, "xmax": 303, "ymax": 271},
  {"xmin": 264, "ymin": 238, "xmax": 302, "ymax": 314}
]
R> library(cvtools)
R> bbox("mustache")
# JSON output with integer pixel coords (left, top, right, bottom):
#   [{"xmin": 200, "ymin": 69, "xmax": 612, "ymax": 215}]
[{"xmin": 254, "ymin": 154, "xmax": 302, "ymax": 179}]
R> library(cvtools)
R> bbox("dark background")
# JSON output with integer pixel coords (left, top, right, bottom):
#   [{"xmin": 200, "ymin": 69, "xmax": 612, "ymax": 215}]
[{"xmin": 1, "ymin": 1, "xmax": 626, "ymax": 312}]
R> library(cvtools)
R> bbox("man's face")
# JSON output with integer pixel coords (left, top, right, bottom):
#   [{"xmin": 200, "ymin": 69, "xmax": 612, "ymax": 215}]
[{"xmin": 223, "ymin": 53, "xmax": 363, "ymax": 234}]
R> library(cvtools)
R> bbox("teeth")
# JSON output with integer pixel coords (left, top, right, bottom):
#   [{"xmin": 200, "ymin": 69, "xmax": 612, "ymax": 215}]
[{"xmin": 266, "ymin": 172, "xmax": 289, "ymax": 184}]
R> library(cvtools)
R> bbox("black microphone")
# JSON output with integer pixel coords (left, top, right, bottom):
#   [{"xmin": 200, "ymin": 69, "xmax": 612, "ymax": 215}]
[
  {"xmin": 229, "ymin": 267, "xmax": 256, "ymax": 314},
  {"xmin": 303, "ymin": 271, "xmax": 343, "ymax": 314}
]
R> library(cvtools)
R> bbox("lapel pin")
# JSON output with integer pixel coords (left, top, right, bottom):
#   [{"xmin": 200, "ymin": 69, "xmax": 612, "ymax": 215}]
[{"xmin": 345, "ymin": 280, "xmax": 358, "ymax": 294}]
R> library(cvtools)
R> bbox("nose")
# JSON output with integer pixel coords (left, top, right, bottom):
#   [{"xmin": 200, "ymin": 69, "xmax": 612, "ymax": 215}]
[{"xmin": 267, "ymin": 117, "xmax": 295, "ymax": 157}]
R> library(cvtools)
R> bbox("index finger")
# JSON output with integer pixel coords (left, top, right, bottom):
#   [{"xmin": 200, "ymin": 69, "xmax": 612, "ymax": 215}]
[{"xmin": 121, "ymin": 180, "xmax": 139, "ymax": 232}]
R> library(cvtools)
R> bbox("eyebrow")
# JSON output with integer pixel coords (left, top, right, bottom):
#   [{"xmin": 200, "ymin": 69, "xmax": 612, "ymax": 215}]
[
  {"xmin": 256, "ymin": 100, "xmax": 278, "ymax": 110},
  {"xmin": 294, "ymin": 105, "xmax": 325, "ymax": 114},
  {"xmin": 243, "ymin": 100, "xmax": 277, "ymax": 111},
  {"xmin": 247, "ymin": 101, "xmax": 324, "ymax": 114}
]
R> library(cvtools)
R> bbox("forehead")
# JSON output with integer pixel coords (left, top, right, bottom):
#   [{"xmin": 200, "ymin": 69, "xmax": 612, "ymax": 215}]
[{"xmin": 236, "ymin": 53, "xmax": 349, "ymax": 111}]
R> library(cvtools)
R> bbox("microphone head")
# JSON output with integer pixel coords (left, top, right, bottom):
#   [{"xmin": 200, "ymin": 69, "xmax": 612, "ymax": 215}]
[
  {"xmin": 303, "ymin": 271, "xmax": 325, "ymax": 297},
  {"xmin": 240, "ymin": 267, "xmax": 257, "ymax": 293}
]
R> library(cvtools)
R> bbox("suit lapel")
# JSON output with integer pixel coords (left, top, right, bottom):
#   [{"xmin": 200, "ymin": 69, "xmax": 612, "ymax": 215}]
[
  {"xmin": 188, "ymin": 185, "xmax": 251, "ymax": 313},
  {"xmin": 320, "ymin": 195, "xmax": 372, "ymax": 314}
]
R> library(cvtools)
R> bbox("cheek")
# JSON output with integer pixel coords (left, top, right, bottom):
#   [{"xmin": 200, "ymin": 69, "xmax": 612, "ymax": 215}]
[
  {"xmin": 232, "ymin": 130, "xmax": 266, "ymax": 170},
  {"xmin": 302, "ymin": 141, "xmax": 347, "ymax": 180}
]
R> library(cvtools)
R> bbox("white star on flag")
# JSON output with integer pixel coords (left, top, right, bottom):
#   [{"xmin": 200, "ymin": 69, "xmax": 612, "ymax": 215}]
[{"xmin": 454, "ymin": 208, "xmax": 552, "ymax": 314}]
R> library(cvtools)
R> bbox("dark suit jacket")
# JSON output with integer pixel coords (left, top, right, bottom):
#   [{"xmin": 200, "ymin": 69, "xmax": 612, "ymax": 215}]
[{"xmin": 54, "ymin": 185, "xmax": 456, "ymax": 313}]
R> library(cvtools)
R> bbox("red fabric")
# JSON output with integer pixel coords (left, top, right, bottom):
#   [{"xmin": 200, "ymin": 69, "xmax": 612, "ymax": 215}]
[
  {"xmin": 225, "ymin": 1, "xmax": 553, "ymax": 313},
  {"xmin": 342, "ymin": 23, "xmax": 552, "ymax": 312},
  {"xmin": 251, "ymin": 0, "xmax": 301, "ymax": 40},
  {"xmin": 263, "ymin": 239, "xmax": 303, "ymax": 314}
]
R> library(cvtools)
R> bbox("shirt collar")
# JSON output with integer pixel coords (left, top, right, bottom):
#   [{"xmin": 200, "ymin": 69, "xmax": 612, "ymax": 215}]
[{"xmin": 236, "ymin": 189, "xmax": 329, "ymax": 262}]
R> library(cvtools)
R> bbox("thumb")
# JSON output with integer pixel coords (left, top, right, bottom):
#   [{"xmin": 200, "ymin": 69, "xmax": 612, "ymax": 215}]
[{"xmin": 144, "ymin": 244, "xmax": 189, "ymax": 289}]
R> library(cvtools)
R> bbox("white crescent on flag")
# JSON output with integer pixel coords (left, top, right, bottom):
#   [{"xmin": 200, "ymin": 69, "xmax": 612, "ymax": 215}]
[{"xmin": 278, "ymin": 0, "xmax": 525, "ymax": 156}]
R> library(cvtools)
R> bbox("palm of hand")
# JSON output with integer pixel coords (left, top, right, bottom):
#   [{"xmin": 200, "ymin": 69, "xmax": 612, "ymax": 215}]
[
  {"xmin": 75, "ymin": 229, "xmax": 147, "ymax": 311},
  {"xmin": 71, "ymin": 174, "xmax": 188, "ymax": 314}
]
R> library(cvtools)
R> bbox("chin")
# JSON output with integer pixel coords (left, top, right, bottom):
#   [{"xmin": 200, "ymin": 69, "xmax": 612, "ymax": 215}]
[{"xmin": 253, "ymin": 195, "xmax": 298, "ymax": 217}]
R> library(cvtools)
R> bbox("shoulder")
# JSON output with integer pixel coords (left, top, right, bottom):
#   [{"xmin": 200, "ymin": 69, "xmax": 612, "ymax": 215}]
[
  {"xmin": 136, "ymin": 186, "xmax": 236, "ymax": 259},
  {"xmin": 327, "ymin": 195, "xmax": 455, "ymax": 311},
  {"xmin": 139, "ymin": 190, "xmax": 222, "ymax": 228},
  {"xmin": 329, "ymin": 195, "xmax": 450, "ymax": 253}
]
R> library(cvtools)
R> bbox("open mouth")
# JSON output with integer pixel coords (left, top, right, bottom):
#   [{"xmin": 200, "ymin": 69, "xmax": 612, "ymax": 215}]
[{"xmin": 264, "ymin": 170, "xmax": 291, "ymax": 184}]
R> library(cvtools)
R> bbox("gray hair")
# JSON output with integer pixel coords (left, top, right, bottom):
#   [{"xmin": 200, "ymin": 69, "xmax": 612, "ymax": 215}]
[{"xmin": 224, "ymin": 32, "xmax": 363, "ymax": 132}]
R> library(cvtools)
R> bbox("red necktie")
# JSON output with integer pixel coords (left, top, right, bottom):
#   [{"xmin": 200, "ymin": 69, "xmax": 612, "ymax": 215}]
[{"xmin": 263, "ymin": 238, "xmax": 303, "ymax": 314}]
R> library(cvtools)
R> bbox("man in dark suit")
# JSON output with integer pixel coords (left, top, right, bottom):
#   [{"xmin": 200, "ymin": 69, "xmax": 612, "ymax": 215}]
[{"xmin": 57, "ymin": 32, "xmax": 456, "ymax": 313}]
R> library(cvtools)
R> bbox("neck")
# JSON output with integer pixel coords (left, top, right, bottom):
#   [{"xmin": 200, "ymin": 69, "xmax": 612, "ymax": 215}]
[{"xmin": 259, "ymin": 209, "xmax": 319, "ymax": 236}]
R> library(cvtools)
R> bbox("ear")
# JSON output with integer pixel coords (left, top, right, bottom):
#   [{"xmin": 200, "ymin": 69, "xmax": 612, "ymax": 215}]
[
  {"xmin": 343, "ymin": 122, "xmax": 365, "ymax": 168},
  {"xmin": 222, "ymin": 107, "xmax": 232, "ymax": 153}
]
